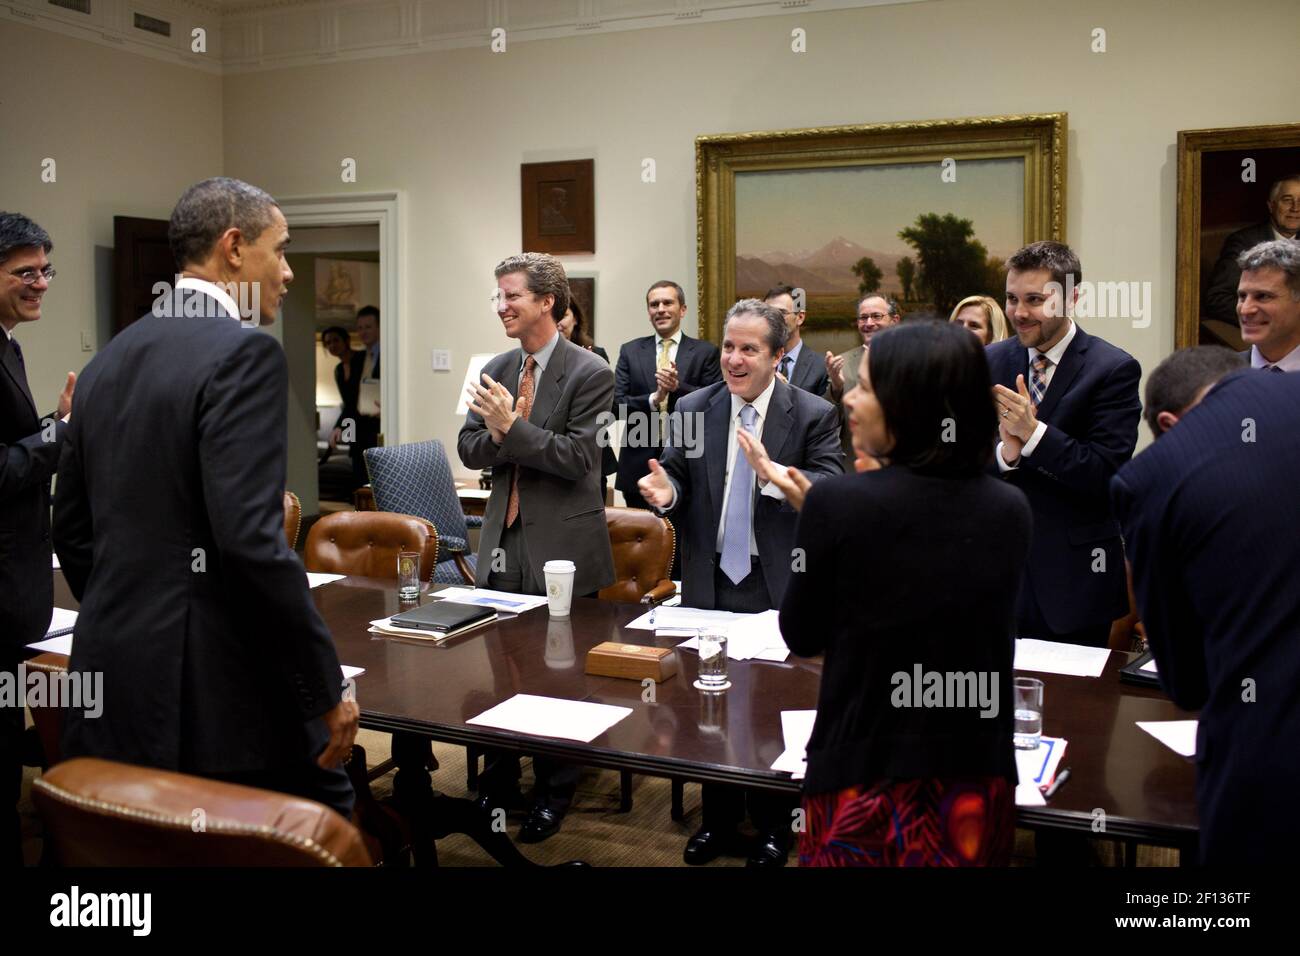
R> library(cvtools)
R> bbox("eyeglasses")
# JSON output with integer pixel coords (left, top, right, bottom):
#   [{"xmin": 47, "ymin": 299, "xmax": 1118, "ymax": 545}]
[
  {"xmin": 1276, "ymin": 196, "xmax": 1300, "ymax": 209},
  {"xmin": 490, "ymin": 289, "xmax": 537, "ymax": 308},
  {"xmin": 857, "ymin": 312, "xmax": 891, "ymax": 323},
  {"xmin": 9, "ymin": 266, "xmax": 56, "ymax": 286}
]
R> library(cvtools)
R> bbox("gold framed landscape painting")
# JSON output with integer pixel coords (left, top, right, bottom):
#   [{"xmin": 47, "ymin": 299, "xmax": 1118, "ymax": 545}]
[
  {"xmin": 1175, "ymin": 122, "xmax": 1300, "ymax": 350},
  {"xmin": 695, "ymin": 114, "xmax": 1067, "ymax": 341}
]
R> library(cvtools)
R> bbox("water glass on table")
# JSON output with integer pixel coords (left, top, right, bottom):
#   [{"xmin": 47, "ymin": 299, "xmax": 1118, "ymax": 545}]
[
  {"xmin": 397, "ymin": 551, "xmax": 421, "ymax": 602},
  {"xmin": 1013, "ymin": 676, "xmax": 1044, "ymax": 749},
  {"xmin": 694, "ymin": 629, "xmax": 730, "ymax": 691}
]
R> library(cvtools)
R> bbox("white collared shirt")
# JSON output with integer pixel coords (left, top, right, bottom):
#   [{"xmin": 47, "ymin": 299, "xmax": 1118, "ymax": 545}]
[
  {"xmin": 175, "ymin": 276, "xmax": 241, "ymax": 322},
  {"xmin": 1250, "ymin": 341, "xmax": 1300, "ymax": 372},
  {"xmin": 1272, "ymin": 226, "xmax": 1298, "ymax": 242},
  {"xmin": 997, "ymin": 320, "xmax": 1077, "ymax": 471}
]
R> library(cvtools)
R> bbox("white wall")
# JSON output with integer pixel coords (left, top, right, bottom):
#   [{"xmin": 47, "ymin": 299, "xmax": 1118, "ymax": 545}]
[
  {"xmin": 0, "ymin": 21, "xmax": 223, "ymax": 410},
  {"xmin": 218, "ymin": 0, "xmax": 1297, "ymax": 473}
]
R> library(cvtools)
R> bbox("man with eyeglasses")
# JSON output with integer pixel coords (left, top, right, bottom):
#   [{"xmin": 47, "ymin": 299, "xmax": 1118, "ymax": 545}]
[
  {"xmin": 0, "ymin": 211, "xmax": 75, "ymax": 865},
  {"xmin": 764, "ymin": 284, "xmax": 827, "ymax": 396},
  {"xmin": 459, "ymin": 252, "xmax": 615, "ymax": 843},
  {"xmin": 1204, "ymin": 173, "xmax": 1300, "ymax": 326},
  {"xmin": 823, "ymin": 293, "xmax": 900, "ymax": 465}
]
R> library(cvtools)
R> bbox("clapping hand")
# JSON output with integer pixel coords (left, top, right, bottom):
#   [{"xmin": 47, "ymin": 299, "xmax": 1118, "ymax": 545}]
[
  {"xmin": 57, "ymin": 371, "xmax": 76, "ymax": 421},
  {"xmin": 825, "ymin": 351, "xmax": 844, "ymax": 395},
  {"xmin": 466, "ymin": 372, "xmax": 518, "ymax": 443},
  {"xmin": 638, "ymin": 458, "xmax": 674, "ymax": 509}
]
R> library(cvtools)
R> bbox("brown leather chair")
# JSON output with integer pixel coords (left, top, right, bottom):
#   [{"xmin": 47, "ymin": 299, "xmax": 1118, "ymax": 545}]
[
  {"xmin": 303, "ymin": 510, "xmax": 438, "ymax": 581},
  {"xmin": 283, "ymin": 490, "xmax": 303, "ymax": 550},
  {"xmin": 33, "ymin": 757, "xmax": 372, "ymax": 866},
  {"xmin": 598, "ymin": 507, "xmax": 676, "ymax": 605}
]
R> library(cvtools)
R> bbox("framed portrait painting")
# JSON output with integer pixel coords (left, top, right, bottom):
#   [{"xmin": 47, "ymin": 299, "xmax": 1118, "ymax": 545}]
[
  {"xmin": 1176, "ymin": 123, "xmax": 1300, "ymax": 350},
  {"xmin": 695, "ymin": 114, "xmax": 1067, "ymax": 341}
]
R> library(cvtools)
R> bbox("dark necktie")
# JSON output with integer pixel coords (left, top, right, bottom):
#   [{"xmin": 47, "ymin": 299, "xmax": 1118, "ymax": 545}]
[
  {"xmin": 9, "ymin": 336, "xmax": 24, "ymax": 369},
  {"xmin": 1265, "ymin": 364, "xmax": 1285, "ymax": 374},
  {"xmin": 780, "ymin": 356, "xmax": 792, "ymax": 380},
  {"xmin": 1029, "ymin": 354, "xmax": 1051, "ymax": 405}
]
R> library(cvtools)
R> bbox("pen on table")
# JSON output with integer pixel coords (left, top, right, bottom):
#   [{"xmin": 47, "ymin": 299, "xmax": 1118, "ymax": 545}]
[{"xmin": 1044, "ymin": 767, "xmax": 1071, "ymax": 799}]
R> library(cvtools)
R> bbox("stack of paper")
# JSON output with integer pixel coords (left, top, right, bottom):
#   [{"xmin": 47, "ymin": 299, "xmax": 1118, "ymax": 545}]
[
  {"xmin": 467, "ymin": 693, "xmax": 632, "ymax": 743},
  {"xmin": 1014, "ymin": 736, "xmax": 1068, "ymax": 806},
  {"xmin": 1137, "ymin": 720, "xmax": 1196, "ymax": 757},
  {"xmin": 430, "ymin": 587, "xmax": 549, "ymax": 614},
  {"xmin": 1014, "ymin": 639, "xmax": 1111, "ymax": 678},
  {"xmin": 631, "ymin": 607, "xmax": 791, "ymax": 662},
  {"xmin": 770, "ymin": 709, "xmax": 816, "ymax": 779}
]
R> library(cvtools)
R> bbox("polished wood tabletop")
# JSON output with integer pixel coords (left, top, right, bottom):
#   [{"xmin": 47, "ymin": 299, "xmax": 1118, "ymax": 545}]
[{"xmin": 49, "ymin": 571, "xmax": 1198, "ymax": 845}]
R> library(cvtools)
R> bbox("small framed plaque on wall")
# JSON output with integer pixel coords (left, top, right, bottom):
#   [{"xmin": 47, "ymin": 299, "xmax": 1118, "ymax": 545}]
[{"xmin": 522, "ymin": 159, "xmax": 595, "ymax": 254}]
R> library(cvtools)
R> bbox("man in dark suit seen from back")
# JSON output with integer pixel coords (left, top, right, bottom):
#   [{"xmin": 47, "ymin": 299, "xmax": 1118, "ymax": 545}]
[
  {"xmin": 54, "ymin": 178, "xmax": 358, "ymax": 816},
  {"xmin": 1203, "ymin": 173, "xmax": 1300, "ymax": 325},
  {"xmin": 987, "ymin": 240, "xmax": 1141, "ymax": 647},
  {"xmin": 613, "ymin": 280, "xmax": 720, "ymax": 508},
  {"xmin": 0, "ymin": 212, "xmax": 76, "ymax": 865},
  {"xmin": 1112, "ymin": 342, "xmax": 1300, "ymax": 863}
]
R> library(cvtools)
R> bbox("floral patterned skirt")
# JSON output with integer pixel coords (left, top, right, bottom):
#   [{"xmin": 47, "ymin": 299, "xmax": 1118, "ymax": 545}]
[{"xmin": 799, "ymin": 777, "xmax": 1014, "ymax": 867}]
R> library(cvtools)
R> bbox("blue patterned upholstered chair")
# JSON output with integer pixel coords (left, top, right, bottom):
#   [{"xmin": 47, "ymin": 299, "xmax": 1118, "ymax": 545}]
[{"xmin": 364, "ymin": 441, "xmax": 480, "ymax": 585}]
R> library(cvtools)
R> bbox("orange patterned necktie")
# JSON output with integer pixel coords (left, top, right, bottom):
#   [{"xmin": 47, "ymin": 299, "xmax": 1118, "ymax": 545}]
[{"xmin": 505, "ymin": 355, "xmax": 536, "ymax": 528}]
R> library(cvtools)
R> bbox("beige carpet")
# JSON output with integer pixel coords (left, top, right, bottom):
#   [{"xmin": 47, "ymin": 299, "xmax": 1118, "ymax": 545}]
[{"xmin": 19, "ymin": 727, "xmax": 1178, "ymax": 866}]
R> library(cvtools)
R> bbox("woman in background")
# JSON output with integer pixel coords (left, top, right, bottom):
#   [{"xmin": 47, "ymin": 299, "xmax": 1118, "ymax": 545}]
[
  {"xmin": 759, "ymin": 321, "xmax": 1031, "ymax": 867},
  {"xmin": 322, "ymin": 325, "xmax": 364, "ymax": 452},
  {"xmin": 557, "ymin": 300, "xmax": 616, "ymax": 498},
  {"xmin": 949, "ymin": 295, "xmax": 1011, "ymax": 346}
]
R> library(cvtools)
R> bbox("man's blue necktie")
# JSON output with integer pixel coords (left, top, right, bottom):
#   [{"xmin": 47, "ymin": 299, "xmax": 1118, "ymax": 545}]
[{"xmin": 720, "ymin": 403, "xmax": 758, "ymax": 585}]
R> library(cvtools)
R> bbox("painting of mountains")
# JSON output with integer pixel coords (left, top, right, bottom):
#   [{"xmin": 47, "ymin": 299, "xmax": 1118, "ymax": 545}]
[{"xmin": 735, "ymin": 158, "xmax": 1025, "ymax": 324}]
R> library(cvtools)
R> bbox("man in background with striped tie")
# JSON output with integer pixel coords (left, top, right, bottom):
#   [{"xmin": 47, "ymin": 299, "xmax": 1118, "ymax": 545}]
[{"xmin": 986, "ymin": 241, "xmax": 1141, "ymax": 648}]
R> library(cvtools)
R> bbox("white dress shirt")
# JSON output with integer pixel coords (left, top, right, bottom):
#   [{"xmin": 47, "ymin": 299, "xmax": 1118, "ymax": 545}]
[
  {"xmin": 1250, "ymin": 341, "xmax": 1300, "ymax": 372},
  {"xmin": 997, "ymin": 319, "xmax": 1077, "ymax": 471},
  {"xmin": 175, "ymin": 276, "xmax": 241, "ymax": 321}
]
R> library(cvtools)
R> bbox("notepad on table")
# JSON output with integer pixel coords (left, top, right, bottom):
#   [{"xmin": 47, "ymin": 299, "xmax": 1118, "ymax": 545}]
[
  {"xmin": 467, "ymin": 693, "xmax": 632, "ymax": 743},
  {"xmin": 1014, "ymin": 639, "xmax": 1111, "ymax": 678}
]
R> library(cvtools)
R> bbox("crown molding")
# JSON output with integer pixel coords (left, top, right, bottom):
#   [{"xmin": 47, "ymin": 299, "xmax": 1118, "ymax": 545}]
[{"xmin": 2, "ymin": 0, "xmax": 920, "ymax": 74}]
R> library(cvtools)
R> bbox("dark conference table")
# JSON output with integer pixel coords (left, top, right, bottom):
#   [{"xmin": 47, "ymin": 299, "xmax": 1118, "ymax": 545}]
[{"xmin": 49, "ymin": 572, "xmax": 1198, "ymax": 856}]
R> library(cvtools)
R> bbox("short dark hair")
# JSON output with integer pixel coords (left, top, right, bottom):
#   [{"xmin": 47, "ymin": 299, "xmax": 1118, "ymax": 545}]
[
  {"xmin": 724, "ymin": 299, "xmax": 788, "ymax": 354},
  {"xmin": 168, "ymin": 177, "xmax": 280, "ymax": 270},
  {"xmin": 867, "ymin": 320, "xmax": 995, "ymax": 476},
  {"xmin": 321, "ymin": 325, "xmax": 350, "ymax": 346},
  {"xmin": 356, "ymin": 305, "xmax": 380, "ymax": 322},
  {"xmin": 646, "ymin": 280, "xmax": 685, "ymax": 308},
  {"xmin": 0, "ymin": 212, "xmax": 52, "ymax": 265},
  {"xmin": 1144, "ymin": 346, "xmax": 1245, "ymax": 437},
  {"xmin": 763, "ymin": 284, "xmax": 804, "ymax": 310},
  {"xmin": 1006, "ymin": 240, "xmax": 1082, "ymax": 291}
]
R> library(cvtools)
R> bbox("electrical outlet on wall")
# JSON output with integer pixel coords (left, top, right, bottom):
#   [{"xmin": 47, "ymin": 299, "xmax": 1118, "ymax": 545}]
[
  {"xmin": 80, "ymin": 331, "xmax": 93, "ymax": 352},
  {"xmin": 431, "ymin": 349, "xmax": 451, "ymax": 372}
]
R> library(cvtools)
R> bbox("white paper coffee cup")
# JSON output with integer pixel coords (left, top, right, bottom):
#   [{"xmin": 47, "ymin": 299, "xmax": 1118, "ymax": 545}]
[{"xmin": 543, "ymin": 559, "xmax": 576, "ymax": 617}]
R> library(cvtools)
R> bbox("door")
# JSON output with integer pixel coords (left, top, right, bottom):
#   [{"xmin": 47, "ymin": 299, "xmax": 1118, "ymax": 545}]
[{"xmin": 113, "ymin": 216, "xmax": 172, "ymax": 334}]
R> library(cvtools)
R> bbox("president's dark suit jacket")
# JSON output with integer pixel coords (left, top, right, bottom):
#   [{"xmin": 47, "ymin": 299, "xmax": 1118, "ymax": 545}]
[
  {"xmin": 1111, "ymin": 369, "xmax": 1300, "ymax": 864},
  {"xmin": 985, "ymin": 326, "xmax": 1141, "ymax": 636},
  {"xmin": 0, "ymin": 333, "xmax": 66, "ymax": 656},
  {"xmin": 613, "ymin": 332, "xmax": 721, "ymax": 498},
  {"xmin": 458, "ymin": 333, "xmax": 616, "ymax": 597},
  {"xmin": 658, "ymin": 379, "xmax": 842, "ymax": 610},
  {"xmin": 785, "ymin": 345, "xmax": 829, "ymax": 398},
  {"xmin": 54, "ymin": 295, "xmax": 343, "ymax": 775},
  {"xmin": 1203, "ymin": 221, "xmax": 1277, "ymax": 325}
]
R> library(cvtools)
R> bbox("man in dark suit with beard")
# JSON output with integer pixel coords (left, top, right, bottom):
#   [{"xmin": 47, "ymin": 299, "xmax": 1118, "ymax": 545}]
[
  {"xmin": 0, "ymin": 212, "xmax": 75, "ymax": 865},
  {"xmin": 613, "ymin": 280, "xmax": 720, "ymax": 508},
  {"xmin": 986, "ymin": 241, "xmax": 1142, "ymax": 648},
  {"xmin": 54, "ymin": 178, "xmax": 358, "ymax": 816}
]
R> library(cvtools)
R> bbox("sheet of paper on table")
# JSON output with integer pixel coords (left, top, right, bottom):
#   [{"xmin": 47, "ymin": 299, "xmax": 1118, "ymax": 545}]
[
  {"xmin": 1014, "ymin": 639, "xmax": 1111, "ymax": 678},
  {"xmin": 467, "ymin": 693, "xmax": 632, "ymax": 743},
  {"xmin": 625, "ymin": 605, "xmax": 746, "ymax": 631},
  {"xmin": 52, "ymin": 553, "xmax": 60, "ymax": 570},
  {"xmin": 1137, "ymin": 720, "xmax": 1197, "ymax": 757},
  {"xmin": 1014, "ymin": 736, "xmax": 1067, "ymax": 806},
  {"xmin": 1140, "ymin": 656, "xmax": 1158, "ymax": 674},
  {"xmin": 307, "ymin": 572, "xmax": 346, "ymax": 589},
  {"xmin": 770, "ymin": 709, "xmax": 817, "ymax": 779},
  {"xmin": 430, "ymin": 587, "xmax": 549, "ymax": 614},
  {"xmin": 647, "ymin": 608, "xmax": 790, "ymax": 662},
  {"xmin": 342, "ymin": 666, "xmax": 365, "ymax": 681}
]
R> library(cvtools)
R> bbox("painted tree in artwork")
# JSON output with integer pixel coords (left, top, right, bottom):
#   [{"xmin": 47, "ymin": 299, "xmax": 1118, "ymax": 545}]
[
  {"xmin": 896, "ymin": 256, "xmax": 916, "ymax": 303},
  {"xmin": 851, "ymin": 256, "xmax": 883, "ymax": 296},
  {"xmin": 898, "ymin": 213, "xmax": 990, "ymax": 314}
]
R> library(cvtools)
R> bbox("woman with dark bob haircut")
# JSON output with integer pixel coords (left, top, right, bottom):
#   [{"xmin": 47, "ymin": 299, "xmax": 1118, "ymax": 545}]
[{"xmin": 761, "ymin": 321, "xmax": 1032, "ymax": 866}]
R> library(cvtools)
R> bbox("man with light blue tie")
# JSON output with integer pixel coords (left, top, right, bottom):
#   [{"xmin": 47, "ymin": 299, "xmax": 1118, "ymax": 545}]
[{"xmin": 639, "ymin": 298, "xmax": 841, "ymax": 866}]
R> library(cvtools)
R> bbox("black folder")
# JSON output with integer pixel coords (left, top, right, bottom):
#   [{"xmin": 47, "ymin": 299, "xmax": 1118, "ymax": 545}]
[
  {"xmin": 390, "ymin": 600, "xmax": 496, "ymax": 636},
  {"xmin": 1118, "ymin": 650, "xmax": 1162, "ymax": 688}
]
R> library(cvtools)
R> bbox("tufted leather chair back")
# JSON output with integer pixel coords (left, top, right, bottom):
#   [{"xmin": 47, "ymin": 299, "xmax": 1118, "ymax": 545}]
[
  {"xmin": 304, "ymin": 511, "xmax": 439, "ymax": 581},
  {"xmin": 33, "ymin": 757, "xmax": 372, "ymax": 866},
  {"xmin": 283, "ymin": 490, "xmax": 303, "ymax": 550},
  {"xmin": 598, "ymin": 507, "xmax": 677, "ymax": 605}
]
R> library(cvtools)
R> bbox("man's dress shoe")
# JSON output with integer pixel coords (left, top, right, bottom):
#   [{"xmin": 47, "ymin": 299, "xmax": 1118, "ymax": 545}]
[
  {"xmin": 746, "ymin": 833, "xmax": 790, "ymax": 868},
  {"xmin": 682, "ymin": 827, "xmax": 739, "ymax": 865},
  {"xmin": 518, "ymin": 805, "xmax": 563, "ymax": 844}
]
